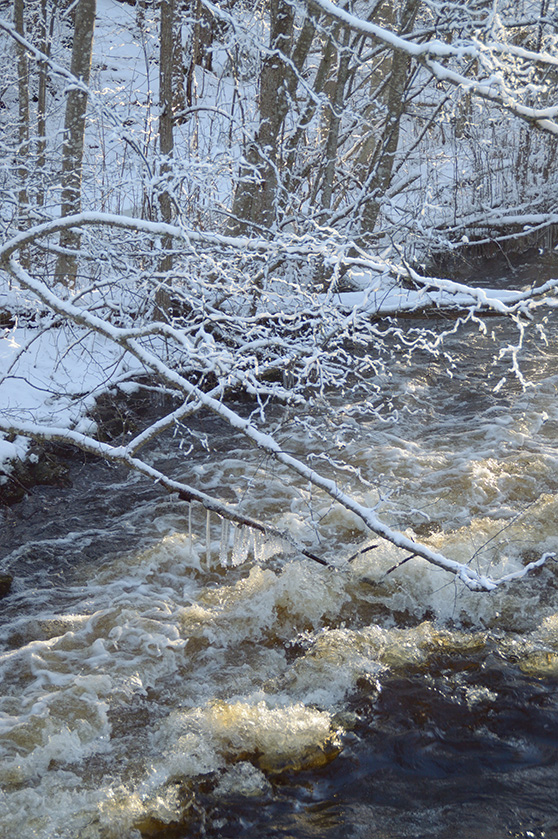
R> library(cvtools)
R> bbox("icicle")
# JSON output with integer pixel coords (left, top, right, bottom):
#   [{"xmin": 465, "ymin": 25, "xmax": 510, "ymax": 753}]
[
  {"xmin": 231, "ymin": 525, "xmax": 251, "ymax": 567},
  {"xmin": 231, "ymin": 525, "xmax": 241, "ymax": 566},
  {"xmin": 219, "ymin": 517, "xmax": 230, "ymax": 567},
  {"xmin": 231, "ymin": 526, "xmax": 242, "ymax": 565},
  {"xmin": 188, "ymin": 503, "xmax": 193, "ymax": 558},
  {"xmin": 253, "ymin": 530, "xmax": 264, "ymax": 564},
  {"xmin": 205, "ymin": 510, "xmax": 211, "ymax": 567},
  {"xmin": 253, "ymin": 530, "xmax": 285, "ymax": 564}
]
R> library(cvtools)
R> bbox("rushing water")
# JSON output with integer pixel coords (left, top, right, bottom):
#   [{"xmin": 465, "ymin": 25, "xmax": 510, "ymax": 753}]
[{"xmin": 3, "ymin": 256, "xmax": 558, "ymax": 839}]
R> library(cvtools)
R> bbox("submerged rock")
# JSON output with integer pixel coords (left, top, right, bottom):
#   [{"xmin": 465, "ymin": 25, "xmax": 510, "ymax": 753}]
[
  {"xmin": 0, "ymin": 572, "xmax": 12, "ymax": 597},
  {"xmin": 0, "ymin": 446, "xmax": 72, "ymax": 506}
]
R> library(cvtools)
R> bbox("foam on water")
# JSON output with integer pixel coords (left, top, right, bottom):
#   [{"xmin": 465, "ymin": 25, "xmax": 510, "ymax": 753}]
[
  {"xmin": 3, "ymin": 317, "xmax": 558, "ymax": 836},
  {"xmin": 1, "ymin": 533, "xmax": 558, "ymax": 837},
  {"xmin": 153, "ymin": 699, "xmax": 342, "ymax": 775}
]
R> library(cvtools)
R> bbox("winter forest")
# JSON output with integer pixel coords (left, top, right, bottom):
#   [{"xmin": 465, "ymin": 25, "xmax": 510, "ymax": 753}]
[{"xmin": 3, "ymin": 1, "xmax": 558, "ymax": 837}]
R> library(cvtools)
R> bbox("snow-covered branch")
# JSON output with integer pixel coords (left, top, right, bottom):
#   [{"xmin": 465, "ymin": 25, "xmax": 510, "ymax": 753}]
[
  {"xmin": 307, "ymin": 0, "xmax": 558, "ymax": 134},
  {"xmin": 2, "ymin": 214, "xmax": 555, "ymax": 591}
]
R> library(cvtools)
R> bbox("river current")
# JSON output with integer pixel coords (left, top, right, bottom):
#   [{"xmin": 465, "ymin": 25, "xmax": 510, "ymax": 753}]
[{"xmin": 2, "ymin": 256, "xmax": 558, "ymax": 838}]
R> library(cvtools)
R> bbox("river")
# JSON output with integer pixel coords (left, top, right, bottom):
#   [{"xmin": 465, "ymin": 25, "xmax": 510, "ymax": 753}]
[{"xmin": 2, "ymin": 254, "xmax": 558, "ymax": 838}]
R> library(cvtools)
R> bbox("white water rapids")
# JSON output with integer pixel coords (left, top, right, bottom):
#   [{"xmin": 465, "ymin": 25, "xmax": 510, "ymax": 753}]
[{"xmin": 2, "ymin": 260, "xmax": 558, "ymax": 838}]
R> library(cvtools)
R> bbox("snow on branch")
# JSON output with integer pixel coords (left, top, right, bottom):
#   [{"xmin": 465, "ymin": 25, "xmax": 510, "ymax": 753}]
[
  {"xmin": 0, "ymin": 17, "xmax": 88, "ymax": 89},
  {"xmin": 4, "ymin": 212, "xmax": 557, "ymax": 319},
  {"xmin": 1, "ymin": 217, "xmax": 555, "ymax": 592},
  {"xmin": 307, "ymin": 0, "xmax": 558, "ymax": 134},
  {"xmin": 402, "ymin": 265, "xmax": 558, "ymax": 315}
]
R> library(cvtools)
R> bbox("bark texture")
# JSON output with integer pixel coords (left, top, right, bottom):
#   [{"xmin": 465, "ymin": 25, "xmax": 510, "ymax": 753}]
[{"xmin": 55, "ymin": 0, "xmax": 96, "ymax": 287}]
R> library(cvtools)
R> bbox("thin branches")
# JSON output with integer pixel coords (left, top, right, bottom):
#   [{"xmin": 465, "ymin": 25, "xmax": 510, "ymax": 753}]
[{"xmin": 2, "ymin": 215, "xmax": 556, "ymax": 591}]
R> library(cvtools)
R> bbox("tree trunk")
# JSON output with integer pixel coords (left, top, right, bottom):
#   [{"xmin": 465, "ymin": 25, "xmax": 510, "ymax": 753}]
[
  {"xmin": 186, "ymin": 0, "xmax": 213, "ymax": 108},
  {"xmin": 54, "ymin": 0, "xmax": 96, "ymax": 287},
  {"xmin": 356, "ymin": 0, "xmax": 421, "ymax": 244},
  {"xmin": 14, "ymin": 0, "xmax": 30, "ymax": 241},
  {"xmin": 37, "ymin": 0, "xmax": 54, "ymax": 207},
  {"xmin": 155, "ymin": 0, "xmax": 175, "ymax": 318},
  {"xmin": 281, "ymin": 24, "xmax": 337, "ymax": 201},
  {"xmin": 228, "ymin": 0, "xmax": 296, "ymax": 235},
  {"xmin": 320, "ymin": 26, "xmax": 350, "ymax": 211}
]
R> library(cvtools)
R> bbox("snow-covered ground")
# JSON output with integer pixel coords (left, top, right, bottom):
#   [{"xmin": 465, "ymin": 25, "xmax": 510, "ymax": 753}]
[{"xmin": 0, "ymin": 307, "xmax": 141, "ymax": 475}]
